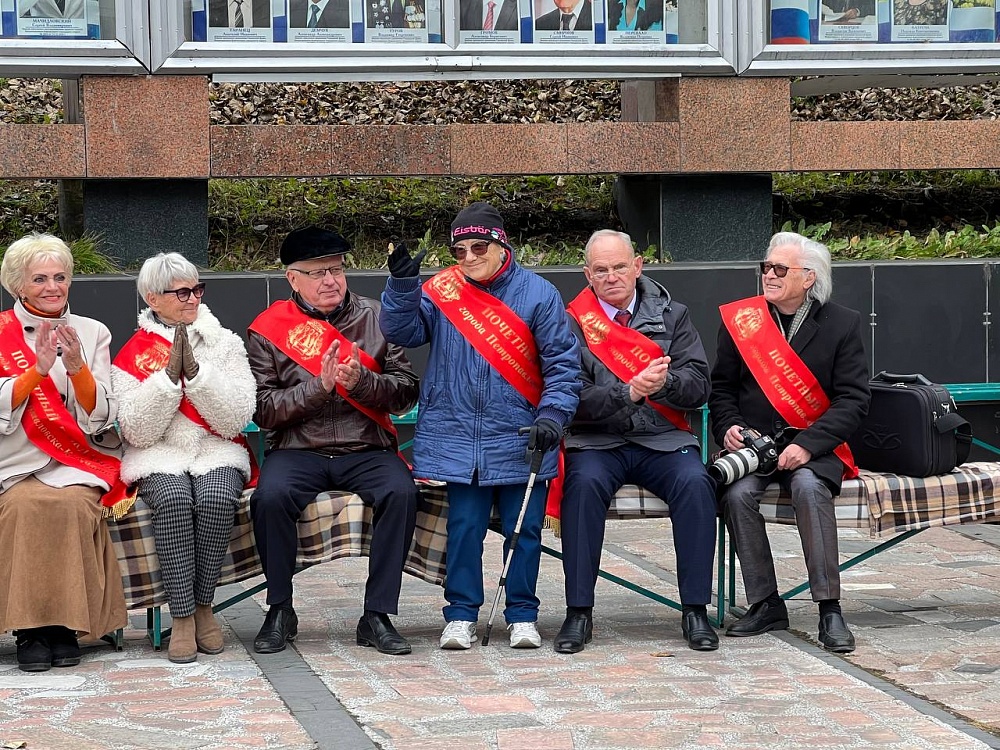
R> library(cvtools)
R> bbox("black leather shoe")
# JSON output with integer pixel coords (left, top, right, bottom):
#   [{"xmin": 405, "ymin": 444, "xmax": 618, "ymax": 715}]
[
  {"xmin": 44, "ymin": 626, "xmax": 82, "ymax": 668},
  {"xmin": 15, "ymin": 629, "xmax": 52, "ymax": 672},
  {"xmin": 554, "ymin": 611, "xmax": 593, "ymax": 654},
  {"xmin": 253, "ymin": 607, "xmax": 298, "ymax": 654},
  {"xmin": 356, "ymin": 612, "xmax": 411, "ymax": 655},
  {"xmin": 725, "ymin": 600, "xmax": 789, "ymax": 637},
  {"xmin": 818, "ymin": 612, "xmax": 856, "ymax": 653},
  {"xmin": 682, "ymin": 610, "xmax": 719, "ymax": 651}
]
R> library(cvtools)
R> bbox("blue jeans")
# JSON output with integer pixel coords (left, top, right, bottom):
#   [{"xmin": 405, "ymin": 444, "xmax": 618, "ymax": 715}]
[{"xmin": 443, "ymin": 480, "xmax": 548, "ymax": 624}]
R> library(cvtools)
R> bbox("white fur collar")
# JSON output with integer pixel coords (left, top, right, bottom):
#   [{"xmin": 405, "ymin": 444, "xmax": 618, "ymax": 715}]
[{"xmin": 137, "ymin": 304, "xmax": 224, "ymax": 344}]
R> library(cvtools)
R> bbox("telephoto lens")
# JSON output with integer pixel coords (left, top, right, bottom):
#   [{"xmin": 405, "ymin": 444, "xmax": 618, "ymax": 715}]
[{"xmin": 708, "ymin": 447, "xmax": 761, "ymax": 485}]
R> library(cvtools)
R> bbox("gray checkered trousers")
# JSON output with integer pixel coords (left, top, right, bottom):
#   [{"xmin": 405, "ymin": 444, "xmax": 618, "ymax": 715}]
[{"xmin": 136, "ymin": 467, "xmax": 244, "ymax": 618}]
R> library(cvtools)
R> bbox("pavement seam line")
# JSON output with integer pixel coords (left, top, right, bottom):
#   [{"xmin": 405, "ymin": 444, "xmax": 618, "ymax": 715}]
[{"xmin": 217, "ymin": 583, "xmax": 377, "ymax": 750}]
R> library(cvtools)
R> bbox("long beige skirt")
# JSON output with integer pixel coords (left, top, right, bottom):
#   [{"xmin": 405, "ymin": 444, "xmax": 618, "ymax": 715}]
[{"xmin": 0, "ymin": 477, "xmax": 127, "ymax": 639}]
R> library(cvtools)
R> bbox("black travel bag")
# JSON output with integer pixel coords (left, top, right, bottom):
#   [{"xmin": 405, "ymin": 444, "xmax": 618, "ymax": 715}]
[{"xmin": 847, "ymin": 372, "xmax": 972, "ymax": 477}]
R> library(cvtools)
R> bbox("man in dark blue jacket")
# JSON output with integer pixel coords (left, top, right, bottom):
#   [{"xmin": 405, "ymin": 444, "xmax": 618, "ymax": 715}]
[
  {"xmin": 380, "ymin": 203, "xmax": 580, "ymax": 651},
  {"xmin": 556, "ymin": 229, "xmax": 719, "ymax": 653}
]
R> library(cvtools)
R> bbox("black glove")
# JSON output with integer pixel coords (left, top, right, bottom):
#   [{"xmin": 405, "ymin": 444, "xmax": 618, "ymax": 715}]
[
  {"xmin": 387, "ymin": 241, "xmax": 427, "ymax": 279},
  {"xmin": 527, "ymin": 417, "xmax": 562, "ymax": 455}
]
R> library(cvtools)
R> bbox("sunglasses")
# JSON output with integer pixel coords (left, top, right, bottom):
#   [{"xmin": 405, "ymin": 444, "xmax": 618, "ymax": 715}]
[
  {"xmin": 760, "ymin": 262, "xmax": 809, "ymax": 278},
  {"xmin": 163, "ymin": 282, "xmax": 206, "ymax": 302},
  {"xmin": 449, "ymin": 241, "xmax": 492, "ymax": 261}
]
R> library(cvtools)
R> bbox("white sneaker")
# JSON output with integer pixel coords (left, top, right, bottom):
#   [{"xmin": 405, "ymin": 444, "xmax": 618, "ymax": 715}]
[
  {"xmin": 508, "ymin": 621, "xmax": 542, "ymax": 649},
  {"xmin": 440, "ymin": 620, "xmax": 477, "ymax": 649}
]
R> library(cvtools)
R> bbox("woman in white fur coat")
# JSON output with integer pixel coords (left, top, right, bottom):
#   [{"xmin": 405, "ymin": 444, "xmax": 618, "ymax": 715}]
[{"xmin": 111, "ymin": 253, "xmax": 256, "ymax": 664}]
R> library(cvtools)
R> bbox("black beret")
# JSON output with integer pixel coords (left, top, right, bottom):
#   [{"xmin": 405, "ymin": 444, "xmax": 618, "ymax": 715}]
[{"xmin": 280, "ymin": 227, "xmax": 351, "ymax": 265}]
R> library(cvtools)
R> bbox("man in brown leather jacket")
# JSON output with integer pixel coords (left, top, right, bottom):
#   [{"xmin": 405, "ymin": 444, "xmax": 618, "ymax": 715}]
[{"xmin": 247, "ymin": 227, "xmax": 420, "ymax": 656}]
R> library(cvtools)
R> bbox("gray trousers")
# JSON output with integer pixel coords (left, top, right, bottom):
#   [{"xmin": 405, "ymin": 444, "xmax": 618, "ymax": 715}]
[
  {"xmin": 720, "ymin": 468, "xmax": 840, "ymax": 604},
  {"xmin": 138, "ymin": 467, "xmax": 243, "ymax": 619}
]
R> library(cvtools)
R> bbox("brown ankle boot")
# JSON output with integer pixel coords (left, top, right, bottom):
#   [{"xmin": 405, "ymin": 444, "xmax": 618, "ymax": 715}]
[
  {"xmin": 194, "ymin": 604, "xmax": 224, "ymax": 655},
  {"xmin": 168, "ymin": 615, "xmax": 197, "ymax": 664}
]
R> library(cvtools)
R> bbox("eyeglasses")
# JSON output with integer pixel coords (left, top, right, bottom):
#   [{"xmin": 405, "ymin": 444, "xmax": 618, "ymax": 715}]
[
  {"xmin": 589, "ymin": 262, "xmax": 634, "ymax": 281},
  {"xmin": 290, "ymin": 265, "xmax": 345, "ymax": 280},
  {"xmin": 760, "ymin": 262, "xmax": 809, "ymax": 278},
  {"xmin": 162, "ymin": 283, "xmax": 206, "ymax": 302},
  {"xmin": 449, "ymin": 241, "xmax": 492, "ymax": 261}
]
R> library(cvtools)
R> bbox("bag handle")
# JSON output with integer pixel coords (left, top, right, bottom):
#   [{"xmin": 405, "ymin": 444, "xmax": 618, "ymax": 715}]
[{"xmin": 873, "ymin": 371, "xmax": 933, "ymax": 386}]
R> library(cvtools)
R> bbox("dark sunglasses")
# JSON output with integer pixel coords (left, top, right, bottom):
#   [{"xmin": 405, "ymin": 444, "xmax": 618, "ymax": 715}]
[
  {"xmin": 163, "ymin": 282, "xmax": 207, "ymax": 302},
  {"xmin": 760, "ymin": 262, "xmax": 809, "ymax": 278},
  {"xmin": 449, "ymin": 241, "xmax": 492, "ymax": 261}
]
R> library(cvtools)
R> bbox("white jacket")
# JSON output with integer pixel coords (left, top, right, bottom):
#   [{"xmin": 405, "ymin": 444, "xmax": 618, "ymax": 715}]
[{"xmin": 112, "ymin": 304, "xmax": 256, "ymax": 484}]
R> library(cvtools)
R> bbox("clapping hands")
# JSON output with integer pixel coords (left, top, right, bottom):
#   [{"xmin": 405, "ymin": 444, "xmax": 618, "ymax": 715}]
[
  {"xmin": 165, "ymin": 324, "xmax": 199, "ymax": 384},
  {"xmin": 320, "ymin": 339, "xmax": 363, "ymax": 393}
]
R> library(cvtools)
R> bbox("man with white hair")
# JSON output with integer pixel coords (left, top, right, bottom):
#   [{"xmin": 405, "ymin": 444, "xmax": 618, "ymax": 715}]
[{"xmin": 709, "ymin": 231, "xmax": 870, "ymax": 653}]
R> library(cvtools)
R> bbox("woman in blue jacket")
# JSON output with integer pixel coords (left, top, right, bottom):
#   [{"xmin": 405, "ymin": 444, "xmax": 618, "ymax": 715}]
[{"xmin": 380, "ymin": 202, "xmax": 580, "ymax": 650}]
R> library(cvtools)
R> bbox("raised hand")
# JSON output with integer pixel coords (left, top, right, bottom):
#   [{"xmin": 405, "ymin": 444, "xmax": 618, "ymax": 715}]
[
  {"xmin": 33, "ymin": 320, "xmax": 58, "ymax": 377},
  {"xmin": 165, "ymin": 324, "xmax": 184, "ymax": 384},
  {"xmin": 53, "ymin": 324, "xmax": 84, "ymax": 375},
  {"xmin": 334, "ymin": 342, "xmax": 363, "ymax": 392},
  {"xmin": 179, "ymin": 324, "xmax": 200, "ymax": 380},
  {"xmin": 387, "ymin": 241, "xmax": 427, "ymax": 279},
  {"xmin": 320, "ymin": 340, "xmax": 339, "ymax": 393}
]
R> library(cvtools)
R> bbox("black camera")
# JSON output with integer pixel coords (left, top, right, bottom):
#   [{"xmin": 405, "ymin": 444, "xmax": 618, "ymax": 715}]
[{"xmin": 708, "ymin": 428, "xmax": 780, "ymax": 486}]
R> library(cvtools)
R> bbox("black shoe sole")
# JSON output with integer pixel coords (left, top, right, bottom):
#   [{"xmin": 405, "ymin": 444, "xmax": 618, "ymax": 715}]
[
  {"xmin": 553, "ymin": 631, "xmax": 593, "ymax": 654},
  {"xmin": 253, "ymin": 630, "xmax": 297, "ymax": 655},
  {"xmin": 356, "ymin": 635, "xmax": 412, "ymax": 655},
  {"xmin": 18, "ymin": 662, "xmax": 51, "ymax": 672},
  {"xmin": 820, "ymin": 640, "xmax": 856, "ymax": 654},
  {"xmin": 725, "ymin": 619, "xmax": 789, "ymax": 637},
  {"xmin": 51, "ymin": 656, "xmax": 82, "ymax": 668}
]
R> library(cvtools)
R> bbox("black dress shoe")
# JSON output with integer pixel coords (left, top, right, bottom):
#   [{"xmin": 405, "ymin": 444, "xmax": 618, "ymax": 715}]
[
  {"xmin": 554, "ymin": 611, "xmax": 593, "ymax": 654},
  {"xmin": 725, "ymin": 599, "xmax": 789, "ymax": 637},
  {"xmin": 15, "ymin": 629, "xmax": 52, "ymax": 672},
  {"xmin": 682, "ymin": 610, "xmax": 719, "ymax": 651},
  {"xmin": 356, "ymin": 612, "xmax": 411, "ymax": 655},
  {"xmin": 254, "ymin": 607, "xmax": 298, "ymax": 654},
  {"xmin": 818, "ymin": 612, "xmax": 856, "ymax": 653},
  {"xmin": 44, "ymin": 626, "xmax": 82, "ymax": 668}
]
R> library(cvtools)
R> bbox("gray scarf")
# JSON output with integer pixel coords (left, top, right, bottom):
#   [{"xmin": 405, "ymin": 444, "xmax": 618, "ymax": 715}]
[{"xmin": 775, "ymin": 299, "xmax": 812, "ymax": 342}]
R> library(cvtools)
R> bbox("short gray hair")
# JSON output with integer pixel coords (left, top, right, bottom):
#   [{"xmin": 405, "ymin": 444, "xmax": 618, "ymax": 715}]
[
  {"xmin": 766, "ymin": 231, "xmax": 832, "ymax": 305},
  {"xmin": 0, "ymin": 232, "xmax": 74, "ymax": 298},
  {"xmin": 137, "ymin": 252, "xmax": 200, "ymax": 300},
  {"xmin": 584, "ymin": 229, "xmax": 634, "ymax": 264}
]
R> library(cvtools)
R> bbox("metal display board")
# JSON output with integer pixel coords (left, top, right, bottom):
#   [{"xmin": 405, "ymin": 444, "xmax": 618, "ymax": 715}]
[{"xmin": 743, "ymin": 0, "xmax": 1000, "ymax": 77}]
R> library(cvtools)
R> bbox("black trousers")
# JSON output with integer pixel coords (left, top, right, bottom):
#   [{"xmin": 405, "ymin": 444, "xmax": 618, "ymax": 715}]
[{"xmin": 250, "ymin": 449, "xmax": 419, "ymax": 613}]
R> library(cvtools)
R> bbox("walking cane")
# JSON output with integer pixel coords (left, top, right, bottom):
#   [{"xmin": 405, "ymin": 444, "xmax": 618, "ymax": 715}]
[{"xmin": 482, "ymin": 430, "xmax": 546, "ymax": 646}]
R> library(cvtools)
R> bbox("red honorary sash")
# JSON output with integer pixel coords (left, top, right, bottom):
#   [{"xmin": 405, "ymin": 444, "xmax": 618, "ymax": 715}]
[
  {"xmin": 0, "ymin": 310, "xmax": 134, "ymax": 518},
  {"xmin": 720, "ymin": 296, "xmax": 858, "ymax": 479},
  {"xmin": 113, "ymin": 328, "xmax": 259, "ymax": 488},
  {"xmin": 568, "ymin": 289, "xmax": 691, "ymax": 433},
  {"xmin": 248, "ymin": 300, "xmax": 396, "ymax": 439},
  {"xmin": 423, "ymin": 266, "xmax": 544, "ymax": 407}
]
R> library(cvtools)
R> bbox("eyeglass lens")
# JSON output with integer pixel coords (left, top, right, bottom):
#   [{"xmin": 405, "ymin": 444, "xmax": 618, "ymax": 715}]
[
  {"xmin": 760, "ymin": 262, "xmax": 790, "ymax": 278},
  {"xmin": 165, "ymin": 283, "xmax": 206, "ymax": 302},
  {"xmin": 591, "ymin": 263, "xmax": 632, "ymax": 280},
  {"xmin": 450, "ymin": 241, "xmax": 491, "ymax": 260}
]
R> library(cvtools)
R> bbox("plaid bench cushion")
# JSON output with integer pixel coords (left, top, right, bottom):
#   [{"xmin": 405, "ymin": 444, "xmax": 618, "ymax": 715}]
[
  {"xmin": 109, "ymin": 482, "xmax": 448, "ymax": 611},
  {"xmin": 606, "ymin": 479, "xmax": 868, "ymax": 528},
  {"xmin": 606, "ymin": 463, "xmax": 1000, "ymax": 538}
]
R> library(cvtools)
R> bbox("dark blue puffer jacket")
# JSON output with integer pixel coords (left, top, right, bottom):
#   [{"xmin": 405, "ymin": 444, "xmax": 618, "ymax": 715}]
[{"xmin": 380, "ymin": 259, "xmax": 580, "ymax": 485}]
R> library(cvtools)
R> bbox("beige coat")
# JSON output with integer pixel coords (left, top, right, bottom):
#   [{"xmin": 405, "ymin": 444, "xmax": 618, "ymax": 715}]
[{"xmin": 0, "ymin": 300, "xmax": 120, "ymax": 494}]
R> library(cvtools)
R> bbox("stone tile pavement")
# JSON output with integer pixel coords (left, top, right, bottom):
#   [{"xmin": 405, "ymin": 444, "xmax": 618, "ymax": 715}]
[{"xmin": 3, "ymin": 520, "xmax": 1000, "ymax": 750}]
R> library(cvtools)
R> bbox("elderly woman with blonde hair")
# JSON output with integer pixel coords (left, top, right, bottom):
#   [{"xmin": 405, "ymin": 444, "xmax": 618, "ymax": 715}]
[
  {"xmin": 111, "ymin": 252, "xmax": 256, "ymax": 663},
  {"xmin": 0, "ymin": 232, "xmax": 126, "ymax": 672}
]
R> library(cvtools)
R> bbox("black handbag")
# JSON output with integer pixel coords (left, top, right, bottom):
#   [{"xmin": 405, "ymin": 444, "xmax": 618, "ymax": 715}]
[{"xmin": 847, "ymin": 372, "xmax": 972, "ymax": 477}]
